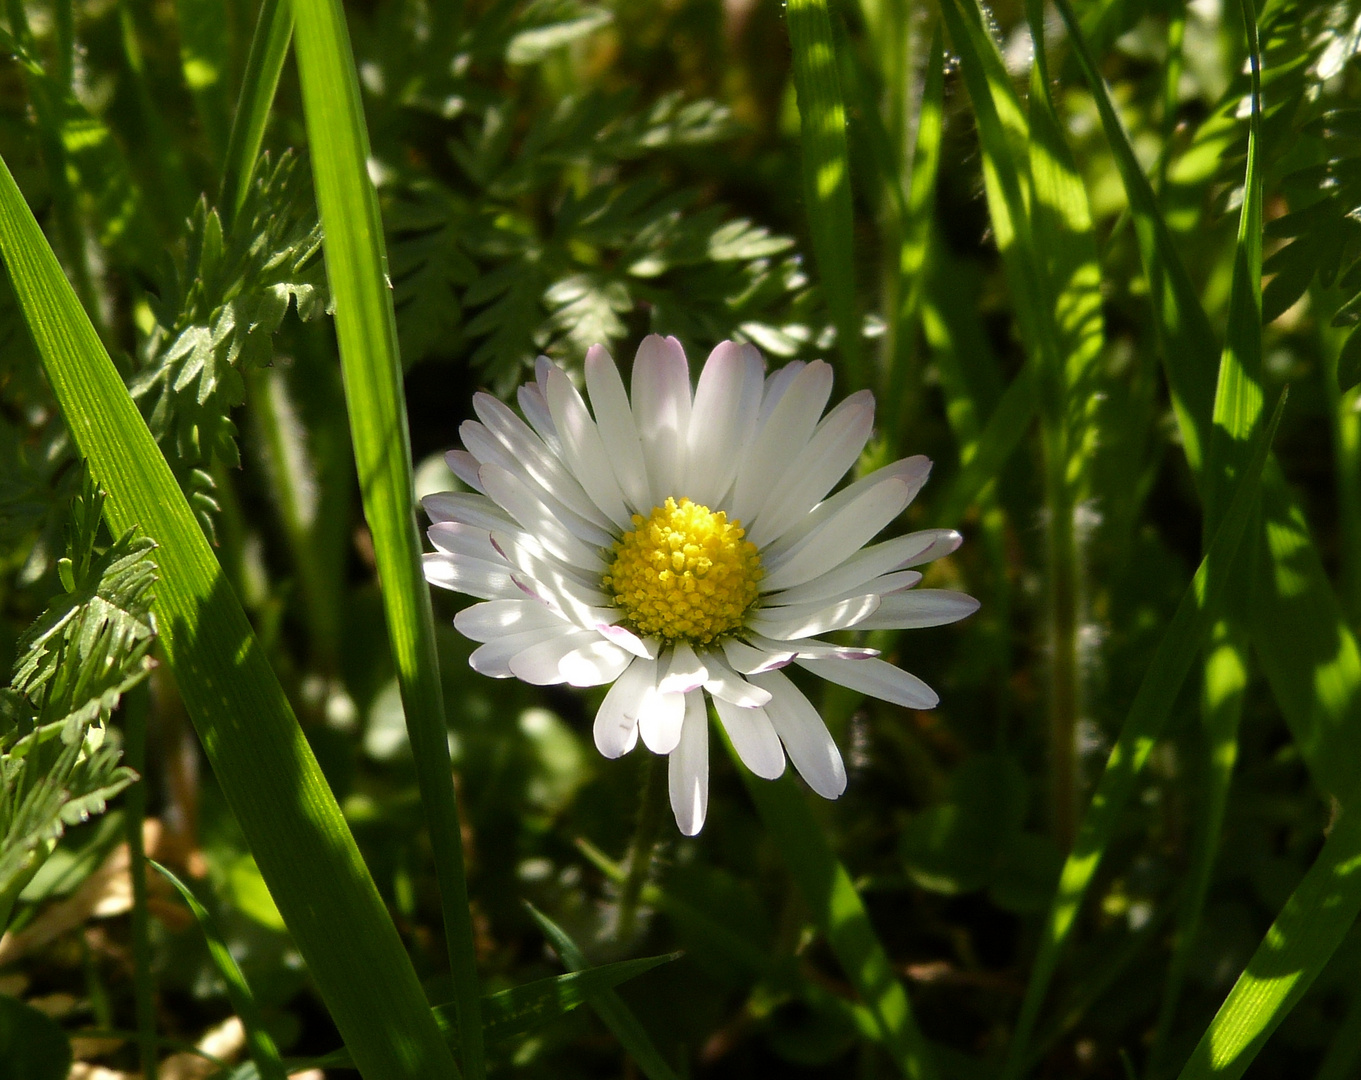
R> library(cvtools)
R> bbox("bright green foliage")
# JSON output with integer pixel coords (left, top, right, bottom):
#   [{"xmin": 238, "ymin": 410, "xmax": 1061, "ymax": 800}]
[{"xmin": 0, "ymin": 481, "xmax": 153, "ymax": 931}]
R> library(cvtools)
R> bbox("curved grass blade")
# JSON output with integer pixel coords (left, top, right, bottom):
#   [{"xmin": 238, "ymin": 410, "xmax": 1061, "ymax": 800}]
[
  {"xmin": 734, "ymin": 761, "xmax": 938, "ymax": 1080},
  {"xmin": 786, "ymin": 0, "xmax": 862, "ymax": 387},
  {"xmin": 1002, "ymin": 392, "xmax": 1286, "ymax": 1076},
  {"xmin": 286, "ymin": 1, "xmax": 484, "ymax": 1075},
  {"xmin": 1173, "ymin": 805, "xmax": 1361, "ymax": 1080},
  {"xmin": 0, "ymin": 152, "xmax": 457, "ymax": 1080},
  {"xmin": 527, "ymin": 905, "xmax": 682, "ymax": 1080},
  {"xmin": 150, "ymin": 860, "xmax": 286, "ymax": 1080},
  {"xmin": 311, "ymin": 952, "xmax": 682, "ymax": 1070}
]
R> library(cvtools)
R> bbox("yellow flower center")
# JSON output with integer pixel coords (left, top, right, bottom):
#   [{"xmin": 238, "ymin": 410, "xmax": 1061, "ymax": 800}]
[{"xmin": 602, "ymin": 497, "xmax": 762, "ymax": 645}]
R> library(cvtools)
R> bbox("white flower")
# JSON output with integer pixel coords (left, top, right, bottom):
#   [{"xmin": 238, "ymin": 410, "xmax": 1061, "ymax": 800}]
[{"xmin": 423, "ymin": 336, "xmax": 978, "ymax": 835}]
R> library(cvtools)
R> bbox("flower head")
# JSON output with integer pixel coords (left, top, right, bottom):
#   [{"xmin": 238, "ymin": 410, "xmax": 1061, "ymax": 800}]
[{"xmin": 423, "ymin": 336, "xmax": 978, "ymax": 834}]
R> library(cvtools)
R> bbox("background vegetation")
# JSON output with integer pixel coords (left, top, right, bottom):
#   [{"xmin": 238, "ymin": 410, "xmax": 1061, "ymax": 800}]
[{"xmin": 1, "ymin": 0, "xmax": 1361, "ymax": 1077}]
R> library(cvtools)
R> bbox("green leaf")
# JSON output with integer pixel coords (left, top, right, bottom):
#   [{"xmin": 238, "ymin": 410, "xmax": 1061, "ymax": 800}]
[
  {"xmin": 218, "ymin": 0, "xmax": 293, "ymax": 223},
  {"xmin": 287, "ymin": 0, "xmax": 484, "ymax": 1074},
  {"xmin": 528, "ymin": 905, "xmax": 683, "ymax": 1080},
  {"xmin": 0, "ymin": 147, "xmax": 457, "ymax": 1080},
  {"xmin": 1174, "ymin": 805, "xmax": 1361, "ymax": 1080},
  {"xmin": 735, "ymin": 763, "xmax": 939, "ymax": 1080},
  {"xmin": 150, "ymin": 861, "xmax": 287, "ymax": 1080},
  {"xmin": 787, "ymin": 0, "xmax": 862, "ymax": 385},
  {"xmin": 0, "ymin": 994, "xmax": 70, "ymax": 1080}
]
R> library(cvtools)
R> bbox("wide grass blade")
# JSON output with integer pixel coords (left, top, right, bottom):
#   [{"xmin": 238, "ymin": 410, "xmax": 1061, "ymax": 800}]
[
  {"xmin": 0, "ymin": 154, "xmax": 457, "ymax": 1079},
  {"xmin": 1173, "ymin": 804, "xmax": 1361, "ymax": 1080},
  {"xmin": 286, "ymin": 1, "xmax": 485, "ymax": 1075},
  {"xmin": 786, "ymin": 0, "xmax": 862, "ymax": 387},
  {"xmin": 1002, "ymin": 392, "xmax": 1286, "ymax": 1076},
  {"xmin": 151, "ymin": 860, "xmax": 287, "ymax": 1080},
  {"xmin": 1051, "ymin": 0, "xmax": 1361, "ymax": 811},
  {"xmin": 736, "ymin": 760, "xmax": 939, "ymax": 1080},
  {"xmin": 528, "ymin": 905, "xmax": 683, "ymax": 1080}
]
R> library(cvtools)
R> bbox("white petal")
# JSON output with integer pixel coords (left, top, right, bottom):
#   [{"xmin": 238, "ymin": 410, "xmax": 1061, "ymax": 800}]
[
  {"xmin": 769, "ymin": 636, "xmax": 879, "ymax": 661},
  {"xmin": 508, "ymin": 628, "xmax": 600, "ymax": 685},
  {"xmin": 658, "ymin": 641, "xmax": 709, "ymax": 694},
  {"xmin": 746, "ymin": 593, "xmax": 881, "ymax": 640},
  {"xmin": 763, "ymin": 570, "xmax": 921, "ymax": 611},
  {"xmin": 632, "ymin": 335, "xmax": 692, "ymax": 504},
  {"xmin": 444, "ymin": 450, "xmax": 485, "ymax": 493},
  {"xmin": 722, "ymin": 636, "xmax": 795, "ymax": 674},
  {"xmin": 471, "ymin": 394, "xmax": 614, "ymax": 531},
  {"xmin": 761, "ymin": 456, "xmax": 932, "ymax": 565},
  {"xmin": 593, "ymin": 658, "xmax": 653, "ymax": 758},
  {"xmin": 469, "ymin": 624, "xmax": 569, "ymax": 677},
  {"xmin": 423, "ymin": 553, "xmax": 520, "ymax": 600},
  {"xmin": 730, "ymin": 360, "xmax": 833, "ymax": 524},
  {"xmin": 428, "ymin": 521, "xmax": 503, "ymax": 561},
  {"xmin": 757, "ymin": 361, "xmax": 806, "ymax": 424},
  {"xmin": 747, "ymin": 390, "xmax": 875, "ymax": 547},
  {"xmin": 546, "ymin": 366, "xmax": 632, "ymax": 528},
  {"xmin": 669, "ymin": 691, "xmax": 710, "ymax": 835},
  {"xmin": 517, "ymin": 383, "xmax": 559, "ymax": 448},
  {"xmin": 491, "ymin": 531, "xmax": 612, "ymax": 628},
  {"xmin": 638, "ymin": 679, "xmax": 686, "ymax": 754},
  {"xmin": 597, "ymin": 623, "xmax": 659, "ymax": 659},
  {"xmin": 766, "ymin": 529, "xmax": 958, "ymax": 606},
  {"xmin": 422, "ymin": 491, "xmax": 517, "ymax": 531},
  {"xmin": 559, "ymin": 638, "xmax": 632, "ymax": 687},
  {"xmin": 490, "ymin": 528, "xmax": 604, "ymax": 593},
  {"xmin": 854, "ymin": 589, "xmax": 981, "ymax": 630},
  {"xmin": 684, "ymin": 341, "xmax": 763, "ymax": 507},
  {"xmin": 796, "ymin": 656, "xmax": 939, "ymax": 709},
  {"xmin": 453, "ymin": 599, "xmax": 563, "ymax": 642},
  {"xmin": 480, "ymin": 463, "xmax": 611, "ymax": 570},
  {"xmin": 701, "ymin": 650, "xmax": 773, "ymax": 707},
  {"xmin": 759, "ymin": 478, "xmax": 914, "ymax": 592},
  {"xmin": 713, "ymin": 696, "xmax": 785, "ymax": 780},
  {"xmin": 585, "ymin": 344, "xmax": 651, "ymax": 514},
  {"xmin": 749, "ymin": 669, "xmax": 846, "ymax": 799}
]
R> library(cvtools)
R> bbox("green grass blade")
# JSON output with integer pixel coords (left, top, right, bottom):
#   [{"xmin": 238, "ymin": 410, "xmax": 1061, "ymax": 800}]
[
  {"xmin": 176, "ymin": 0, "xmax": 232, "ymax": 165},
  {"xmin": 1003, "ymin": 392, "xmax": 1286, "ymax": 1076},
  {"xmin": 787, "ymin": 0, "xmax": 862, "ymax": 387},
  {"xmin": 150, "ymin": 860, "xmax": 287, "ymax": 1080},
  {"xmin": 287, "ymin": 1, "xmax": 485, "ymax": 1075},
  {"xmin": 1173, "ymin": 804, "xmax": 1361, "ymax": 1080},
  {"xmin": 219, "ymin": 0, "xmax": 293, "ymax": 223},
  {"xmin": 0, "ymin": 153, "xmax": 457, "ymax": 1080},
  {"xmin": 736, "ymin": 761, "xmax": 939, "ymax": 1080},
  {"xmin": 527, "ymin": 905, "xmax": 683, "ymax": 1080}
]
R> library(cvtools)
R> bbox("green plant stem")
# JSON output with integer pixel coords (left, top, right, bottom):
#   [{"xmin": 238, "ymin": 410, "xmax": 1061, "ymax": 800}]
[
  {"xmin": 125, "ymin": 683, "xmax": 159, "ymax": 1080},
  {"xmin": 219, "ymin": 0, "xmax": 293, "ymax": 225},
  {"xmin": 287, "ymin": 0, "xmax": 485, "ymax": 1074},
  {"xmin": 1156, "ymin": 1, "xmax": 1186, "ymax": 196},
  {"xmin": 616, "ymin": 753, "xmax": 666, "ymax": 941}
]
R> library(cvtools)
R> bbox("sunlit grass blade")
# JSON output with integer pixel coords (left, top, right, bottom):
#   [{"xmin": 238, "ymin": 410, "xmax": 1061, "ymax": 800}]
[
  {"xmin": 287, "ymin": 1, "xmax": 484, "ymax": 1075},
  {"xmin": 151, "ymin": 860, "xmax": 287, "ymax": 1080},
  {"xmin": 528, "ymin": 905, "xmax": 683, "ymax": 1080},
  {"xmin": 1173, "ymin": 804, "xmax": 1361, "ymax": 1080},
  {"xmin": 786, "ymin": 0, "xmax": 862, "ymax": 387},
  {"xmin": 219, "ymin": 0, "xmax": 293, "ymax": 223},
  {"xmin": 0, "ymin": 153, "xmax": 456, "ymax": 1079},
  {"xmin": 735, "ymin": 758, "xmax": 939, "ymax": 1080},
  {"xmin": 1002, "ymin": 392, "xmax": 1286, "ymax": 1077},
  {"xmin": 1052, "ymin": 0, "xmax": 1361, "ymax": 810}
]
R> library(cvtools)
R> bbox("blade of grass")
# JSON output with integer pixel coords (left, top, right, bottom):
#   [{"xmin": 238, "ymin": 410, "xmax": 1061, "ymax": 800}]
[
  {"xmin": 1053, "ymin": 0, "xmax": 1361, "ymax": 810},
  {"xmin": 735, "ymin": 755, "xmax": 939, "ymax": 1080},
  {"xmin": 1173, "ymin": 804, "xmax": 1361, "ymax": 1080},
  {"xmin": 787, "ymin": 0, "xmax": 863, "ymax": 387},
  {"xmin": 0, "ymin": 151, "xmax": 458, "ymax": 1080},
  {"xmin": 176, "ymin": 0, "xmax": 231, "ymax": 166},
  {"xmin": 527, "ymin": 905, "xmax": 683, "ymax": 1080},
  {"xmin": 1001, "ymin": 391, "xmax": 1285, "ymax": 1077},
  {"xmin": 286, "ymin": 1, "xmax": 484, "ymax": 1075},
  {"xmin": 151, "ymin": 860, "xmax": 287, "ymax": 1080},
  {"xmin": 218, "ymin": 0, "xmax": 293, "ymax": 224}
]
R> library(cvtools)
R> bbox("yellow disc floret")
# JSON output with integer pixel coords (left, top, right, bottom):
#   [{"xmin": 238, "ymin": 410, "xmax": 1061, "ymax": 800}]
[{"xmin": 602, "ymin": 497, "xmax": 762, "ymax": 644}]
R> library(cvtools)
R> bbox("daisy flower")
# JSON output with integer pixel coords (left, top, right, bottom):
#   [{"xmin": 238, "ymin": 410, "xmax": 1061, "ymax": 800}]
[{"xmin": 423, "ymin": 336, "xmax": 978, "ymax": 835}]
